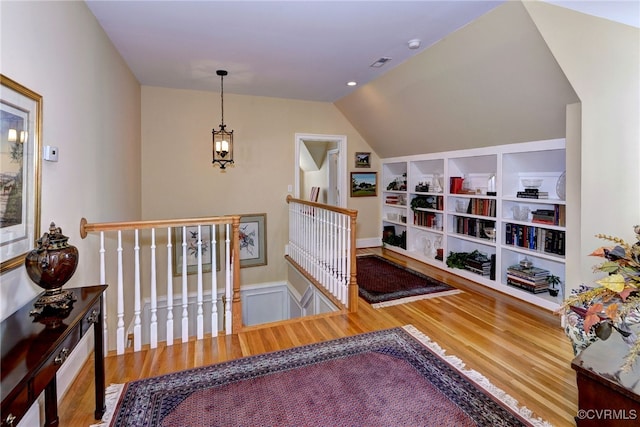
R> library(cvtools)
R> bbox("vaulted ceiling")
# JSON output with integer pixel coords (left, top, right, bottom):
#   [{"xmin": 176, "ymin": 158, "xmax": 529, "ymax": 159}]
[
  {"xmin": 84, "ymin": 0, "xmax": 639, "ymax": 103},
  {"xmin": 86, "ymin": 1, "xmax": 635, "ymax": 158}
]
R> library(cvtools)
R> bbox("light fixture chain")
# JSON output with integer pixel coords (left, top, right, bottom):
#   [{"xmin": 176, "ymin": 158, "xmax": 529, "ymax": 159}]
[{"xmin": 220, "ymin": 74, "xmax": 224, "ymax": 126}]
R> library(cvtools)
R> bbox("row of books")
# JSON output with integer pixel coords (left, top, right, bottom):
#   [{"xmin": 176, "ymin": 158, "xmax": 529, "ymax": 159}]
[
  {"xmin": 506, "ymin": 264, "xmax": 550, "ymax": 294},
  {"xmin": 507, "ymin": 277, "xmax": 549, "ymax": 293},
  {"xmin": 531, "ymin": 206, "xmax": 566, "ymax": 227},
  {"xmin": 414, "ymin": 211, "xmax": 440, "ymax": 228},
  {"xmin": 462, "ymin": 198, "xmax": 496, "ymax": 217},
  {"xmin": 504, "ymin": 223, "xmax": 566, "ymax": 255},
  {"xmin": 453, "ymin": 217, "xmax": 496, "ymax": 240}
]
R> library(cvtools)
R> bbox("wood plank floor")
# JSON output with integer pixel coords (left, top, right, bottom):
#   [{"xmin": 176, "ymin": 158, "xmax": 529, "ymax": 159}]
[{"xmin": 59, "ymin": 248, "xmax": 578, "ymax": 426}]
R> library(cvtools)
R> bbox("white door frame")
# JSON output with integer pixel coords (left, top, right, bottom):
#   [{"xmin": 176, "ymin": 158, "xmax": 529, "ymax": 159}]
[
  {"xmin": 327, "ymin": 148, "xmax": 339, "ymax": 207},
  {"xmin": 294, "ymin": 133, "xmax": 347, "ymax": 207}
]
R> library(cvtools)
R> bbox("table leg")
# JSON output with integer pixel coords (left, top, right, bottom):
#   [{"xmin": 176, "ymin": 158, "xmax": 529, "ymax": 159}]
[
  {"xmin": 94, "ymin": 295, "xmax": 106, "ymax": 420},
  {"xmin": 44, "ymin": 379, "xmax": 58, "ymax": 427}
]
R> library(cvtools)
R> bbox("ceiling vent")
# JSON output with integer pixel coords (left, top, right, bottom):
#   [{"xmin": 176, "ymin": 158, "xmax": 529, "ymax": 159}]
[{"xmin": 370, "ymin": 57, "xmax": 392, "ymax": 68}]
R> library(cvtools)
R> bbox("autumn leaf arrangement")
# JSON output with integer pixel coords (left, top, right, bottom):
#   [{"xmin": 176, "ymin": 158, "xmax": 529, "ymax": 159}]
[{"xmin": 560, "ymin": 225, "xmax": 640, "ymax": 371}]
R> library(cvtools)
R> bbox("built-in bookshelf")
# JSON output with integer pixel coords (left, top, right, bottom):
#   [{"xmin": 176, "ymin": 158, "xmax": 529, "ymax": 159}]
[{"xmin": 380, "ymin": 139, "xmax": 566, "ymax": 310}]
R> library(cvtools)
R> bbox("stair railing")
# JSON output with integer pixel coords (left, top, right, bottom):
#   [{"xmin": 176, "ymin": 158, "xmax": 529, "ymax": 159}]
[
  {"xmin": 285, "ymin": 195, "xmax": 358, "ymax": 312},
  {"xmin": 80, "ymin": 215, "xmax": 241, "ymax": 355}
]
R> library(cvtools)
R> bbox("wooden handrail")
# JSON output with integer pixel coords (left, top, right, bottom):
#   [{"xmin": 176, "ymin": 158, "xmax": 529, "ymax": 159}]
[
  {"xmin": 285, "ymin": 195, "xmax": 358, "ymax": 218},
  {"xmin": 80, "ymin": 215, "xmax": 241, "ymax": 239},
  {"xmin": 79, "ymin": 215, "xmax": 244, "ymax": 338}
]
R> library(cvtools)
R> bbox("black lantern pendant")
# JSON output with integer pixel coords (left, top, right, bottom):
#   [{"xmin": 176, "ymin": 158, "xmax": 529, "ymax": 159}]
[{"xmin": 212, "ymin": 70, "xmax": 234, "ymax": 169}]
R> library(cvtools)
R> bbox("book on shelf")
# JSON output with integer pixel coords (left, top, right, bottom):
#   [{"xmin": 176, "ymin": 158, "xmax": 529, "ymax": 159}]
[
  {"xmin": 506, "ymin": 264, "xmax": 550, "ymax": 280},
  {"xmin": 507, "ymin": 272, "xmax": 548, "ymax": 286},
  {"xmin": 504, "ymin": 223, "xmax": 565, "ymax": 255},
  {"xmin": 466, "ymin": 265, "xmax": 492, "ymax": 276},
  {"xmin": 450, "ymin": 177, "xmax": 464, "ymax": 194},
  {"xmin": 507, "ymin": 278, "xmax": 549, "ymax": 294},
  {"xmin": 517, "ymin": 192, "xmax": 549, "ymax": 199}
]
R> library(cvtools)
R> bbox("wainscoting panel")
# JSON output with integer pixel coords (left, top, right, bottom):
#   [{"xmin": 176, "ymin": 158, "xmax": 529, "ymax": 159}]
[{"xmin": 242, "ymin": 283, "xmax": 290, "ymax": 326}]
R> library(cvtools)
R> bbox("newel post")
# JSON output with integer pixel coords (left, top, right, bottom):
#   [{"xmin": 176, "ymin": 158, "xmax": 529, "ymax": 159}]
[
  {"xmin": 348, "ymin": 212, "xmax": 358, "ymax": 312},
  {"xmin": 231, "ymin": 215, "xmax": 242, "ymax": 333}
]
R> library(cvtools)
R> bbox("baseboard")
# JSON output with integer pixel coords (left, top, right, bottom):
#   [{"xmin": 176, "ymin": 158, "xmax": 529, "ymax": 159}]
[{"xmin": 357, "ymin": 237, "xmax": 381, "ymax": 248}]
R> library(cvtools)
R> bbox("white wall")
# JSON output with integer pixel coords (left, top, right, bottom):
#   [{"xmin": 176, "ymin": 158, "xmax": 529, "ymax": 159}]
[{"xmin": 1, "ymin": 1, "xmax": 141, "ymax": 321}]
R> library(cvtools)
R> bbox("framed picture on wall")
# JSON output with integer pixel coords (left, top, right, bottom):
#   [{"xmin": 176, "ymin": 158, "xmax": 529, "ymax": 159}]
[
  {"xmin": 355, "ymin": 152, "xmax": 371, "ymax": 168},
  {"xmin": 239, "ymin": 213, "xmax": 267, "ymax": 268},
  {"xmin": 0, "ymin": 75, "xmax": 42, "ymax": 273},
  {"xmin": 351, "ymin": 172, "xmax": 377, "ymax": 197},
  {"xmin": 172, "ymin": 225, "xmax": 221, "ymax": 275}
]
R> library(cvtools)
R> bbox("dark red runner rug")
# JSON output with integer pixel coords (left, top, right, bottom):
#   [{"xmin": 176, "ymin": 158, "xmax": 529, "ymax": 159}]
[
  {"xmin": 103, "ymin": 326, "xmax": 550, "ymax": 427},
  {"xmin": 357, "ymin": 255, "xmax": 460, "ymax": 307}
]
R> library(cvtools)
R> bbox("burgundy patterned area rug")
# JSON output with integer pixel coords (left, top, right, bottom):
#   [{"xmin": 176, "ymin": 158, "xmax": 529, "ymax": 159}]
[
  {"xmin": 101, "ymin": 326, "xmax": 551, "ymax": 427},
  {"xmin": 357, "ymin": 255, "xmax": 461, "ymax": 307}
]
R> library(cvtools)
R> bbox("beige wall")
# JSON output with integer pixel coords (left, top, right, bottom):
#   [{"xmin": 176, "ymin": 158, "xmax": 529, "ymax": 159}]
[
  {"xmin": 141, "ymin": 86, "xmax": 378, "ymax": 286},
  {"xmin": 523, "ymin": 1, "xmax": 640, "ymax": 286},
  {"xmin": 336, "ymin": 1, "xmax": 580, "ymax": 158},
  {"xmin": 0, "ymin": 1, "xmax": 141, "ymax": 321}
]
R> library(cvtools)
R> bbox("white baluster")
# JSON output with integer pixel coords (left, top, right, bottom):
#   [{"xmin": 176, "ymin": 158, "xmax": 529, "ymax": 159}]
[
  {"xmin": 338, "ymin": 213, "xmax": 345, "ymax": 303},
  {"xmin": 211, "ymin": 224, "xmax": 218, "ymax": 337},
  {"xmin": 150, "ymin": 228, "xmax": 158, "ymax": 348},
  {"xmin": 100, "ymin": 232, "xmax": 108, "ymax": 353},
  {"xmin": 166, "ymin": 227, "xmax": 174, "ymax": 346},
  {"xmin": 133, "ymin": 230, "xmax": 142, "ymax": 351},
  {"xmin": 329, "ymin": 211, "xmax": 336, "ymax": 296},
  {"xmin": 345, "ymin": 214, "xmax": 352, "ymax": 305},
  {"xmin": 181, "ymin": 226, "xmax": 189, "ymax": 343},
  {"xmin": 341, "ymin": 213, "xmax": 348, "ymax": 303},
  {"xmin": 225, "ymin": 223, "xmax": 232, "ymax": 334},
  {"xmin": 196, "ymin": 225, "xmax": 204, "ymax": 340},
  {"xmin": 116, "ymin": 230, "xmax": 125, "ymax": 355}
]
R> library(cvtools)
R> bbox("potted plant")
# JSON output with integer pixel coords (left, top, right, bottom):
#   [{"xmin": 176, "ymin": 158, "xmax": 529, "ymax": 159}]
[
  {"xmin": 559, "ymin": 225, "xmax": 640, "ymax": 371},
  {"xmin": 547, "ymin": 274, "xmax": 562, "ymax": 297}
]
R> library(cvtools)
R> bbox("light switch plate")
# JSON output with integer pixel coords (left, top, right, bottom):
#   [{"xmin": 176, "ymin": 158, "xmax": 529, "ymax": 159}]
[{"xmin": 43, "ymin": 145, "xmax": 59, "ymax": 162}]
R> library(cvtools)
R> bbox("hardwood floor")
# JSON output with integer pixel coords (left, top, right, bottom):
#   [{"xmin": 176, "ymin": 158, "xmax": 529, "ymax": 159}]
[{"xmin": 59, "ymin": 247, "xmax": 578, "ymax": 426}]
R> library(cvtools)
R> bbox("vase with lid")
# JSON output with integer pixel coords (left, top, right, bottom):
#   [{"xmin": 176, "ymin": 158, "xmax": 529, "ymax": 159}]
[{"xmin": 25, "ymin": 222, "xmax": 78, "ymax": 313}]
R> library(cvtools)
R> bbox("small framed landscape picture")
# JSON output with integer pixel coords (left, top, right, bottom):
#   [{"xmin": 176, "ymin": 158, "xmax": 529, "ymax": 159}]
[
  {"xmin": 355, "ymin": 152, "xmax": 371, "ymax": 168},
  {"xmin": 239, "ymin": 213, "xmax": 267, "ymax": 268},
  {"xmin": 351, "ymin": 172, "xmax": 377, "ymax": 197}
]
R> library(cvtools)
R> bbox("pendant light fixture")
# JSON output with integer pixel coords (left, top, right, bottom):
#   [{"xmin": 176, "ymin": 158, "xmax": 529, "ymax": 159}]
[{"xmin": 212, "ymin": 70, "xmax": 234, "ymax": 169}]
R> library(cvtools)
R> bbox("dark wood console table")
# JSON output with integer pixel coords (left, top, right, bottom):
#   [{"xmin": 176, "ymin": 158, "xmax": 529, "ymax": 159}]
[
  {"xmin": 1, "ymin": 285, "xmax": 107, "ymax": 426},
  {"xmin": 572, "ymin": 328, "xmax": 640, "ymax": 426}
]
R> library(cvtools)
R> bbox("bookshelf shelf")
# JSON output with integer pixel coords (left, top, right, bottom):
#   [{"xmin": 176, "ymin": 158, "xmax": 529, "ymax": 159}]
[{"xmin": 381, "ymin": 138, "xmax": 567, "ymax": 310}]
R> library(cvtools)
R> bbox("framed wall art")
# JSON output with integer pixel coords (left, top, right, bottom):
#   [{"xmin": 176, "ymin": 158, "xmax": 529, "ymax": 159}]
[
  {"xmin": 172, "ymin": 225, "xmax": 220, "ymax": 275},
  {"xmin": 351, "ymin": 172, "xmax": 377, "ymax": 197},
  {"xmin": 354, "ymin": 152, "xmax": 371, "ymax": 168},
  {"xmin": 239, "ymin": 213, "xmax": 267, "ymax": 268},
  {"xmin": 0, "ymin": 75, "xmax": 42, "ymax": 273}
]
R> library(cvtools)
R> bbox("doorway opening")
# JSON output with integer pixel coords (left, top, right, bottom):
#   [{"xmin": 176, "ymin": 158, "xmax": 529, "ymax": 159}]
[{"xmin": 295, "ymin": 133, "xmax": 347, "ymax": 208}]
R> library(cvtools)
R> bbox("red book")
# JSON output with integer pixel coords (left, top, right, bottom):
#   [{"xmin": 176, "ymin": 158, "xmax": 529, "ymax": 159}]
[{"xmin": 450, "ymin": 177, "xmax": 464, "ymax": 194}]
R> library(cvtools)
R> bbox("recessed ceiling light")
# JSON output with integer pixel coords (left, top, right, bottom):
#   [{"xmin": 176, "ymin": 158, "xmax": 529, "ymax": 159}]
[{"xmin": 347, "ymin": 81, "xmax": 357, "ymax": 87}]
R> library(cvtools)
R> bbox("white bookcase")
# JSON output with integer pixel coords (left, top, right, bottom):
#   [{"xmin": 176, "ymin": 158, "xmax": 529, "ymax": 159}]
[{"xmin": 380, "ymin": 138, "xmax": 566, "ymax": 310}]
